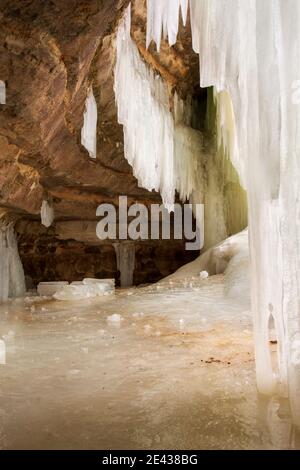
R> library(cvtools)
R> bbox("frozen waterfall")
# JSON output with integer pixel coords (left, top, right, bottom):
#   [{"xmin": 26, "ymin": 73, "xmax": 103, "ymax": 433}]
[
  {"xmin": 0, "ymin": 223, "xmax": 26, "ymax": 303},
  {"xmin": 114, "ymin": 5, "xmax": 203, "ymax": 211},
  {"xmin": 146, "ymin": 0, "xmax": 300, "ymax": 425},
  {"xmin": 81, "ymin": 87, "xmax": 97, "ymax": 159}
]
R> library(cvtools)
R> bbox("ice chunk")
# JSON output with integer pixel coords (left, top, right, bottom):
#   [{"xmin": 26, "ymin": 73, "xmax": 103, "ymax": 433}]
[
  {"xmin": 83, "ymin": 278, "xmax": 115, "ymax": 294},
  {"xmin": 37, "ymin": 281, "xmax": 69, "ymax": 297},
  {"xmin": 107, "ymin": 314, "xmax": 122, "ymax": 324},
  {"xmin": 41, "ymin": 200, "xmax": 54, "ymax": 227},
  {"xmin": 81, "ymin": 87, "xmax": 97, "ymax": 159},
  {"xmin": 0, "ymin": 80, "xmax": 6, "ymax": 104},
  {"xmin": 199, "ymin": 271, "xmax": 209, "ymax": 280},
  {"xmin": 53, "ymin": 278, "xmax": 115, "ymax": 300}
]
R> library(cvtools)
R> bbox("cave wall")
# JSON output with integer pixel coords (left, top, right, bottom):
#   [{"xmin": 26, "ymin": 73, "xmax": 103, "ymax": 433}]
[
  {"xmin": 1, "ymin": 0, "xmax": 246, "ymax": 291},
  {"xmin": 16, "ymin": 220, "xmax": 197, "ymax": 287}
]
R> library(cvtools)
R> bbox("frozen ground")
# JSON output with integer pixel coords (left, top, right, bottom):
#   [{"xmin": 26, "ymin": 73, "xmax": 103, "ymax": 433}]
[{"xmin": 0, "ymin": 272, "xmax": 299, "ymax": 449}]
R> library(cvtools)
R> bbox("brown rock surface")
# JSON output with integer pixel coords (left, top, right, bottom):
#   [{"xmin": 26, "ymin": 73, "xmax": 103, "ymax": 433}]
[{"xmin": 0, "ymin": 0, "xmax": 201, "ymax": 285}]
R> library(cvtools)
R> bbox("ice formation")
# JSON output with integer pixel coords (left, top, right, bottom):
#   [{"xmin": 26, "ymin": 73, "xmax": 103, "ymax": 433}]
[
  {"xmin": 41, "ymin": 200, "xmax": 54, "ymax": 228},
  {"xmin": 114, "ymin": 5, "xmax": 203, "ymax": 211},
  {"xmin": 0, "ymin": 339, "xmax": 6, "ymax": 364},
  {"xmin": 199, "ymin": 271, "xmax": 208, "ymax": 280},
  {"xmin": 114, "ymin": 243, "xmax": 135, "ymax": 288},
  {"xmin": 53, "ymin": 278, "xmax": 115, "ymax": 301},
  {"xmin": 37, "ymin": 281, "xmax": 69, "ymax": 297},
  {"xmin": 0, "ymin": 223, "xmax": 26, "ymax": 303},
  {"xmin": 107, "ymin": 313, "xmax": 123, "ymax": 324},
  {"xmin": 0, "ymin": 80, "xmax": 6, "ymax": 104},
  {"xmin": 145, "ymin": 0, "xmax": 300, "ymax": 425},
  {"xmin": 81, "ymin": 87, "xmax": 97, "ymax": 159}
]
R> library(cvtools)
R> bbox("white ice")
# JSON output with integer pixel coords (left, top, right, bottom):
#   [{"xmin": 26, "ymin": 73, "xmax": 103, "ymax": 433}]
[
  {"xmin": 41, "ymin": 200, "xmax": 54, "ymax": 228},
  {"xmin": 53, "ymin": 278, "xmax": 115, "ymax": 301},
  {"xmin": 114, "ymin": 5, "xmax": 203, "ymax": 211},
  {"xmin": 0, "ymin": 80, "xmax": 6, "ymax": 104},
  {"xmin": 81, "ymin": 87, "xmax": 97, "ymax": 159},
  {"xmin": 145, "ymin": 0, "xmax": 300, "ymax": 427}
]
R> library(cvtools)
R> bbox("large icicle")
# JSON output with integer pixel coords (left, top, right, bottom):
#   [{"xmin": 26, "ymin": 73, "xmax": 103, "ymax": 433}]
[
  {"xmin": 146, "ymin": 0, "xmax": 300, "ymax": 426},
  {"xmin": 81, "ymin": 87, "xmax": 97, "ymax": 159},
  {"xmin": 114, "ymin": 5, "xmax": 203, "ymax": 211},
  {"xmin": 146, "ymin": 0, "xmax": 188, "ymax": 51},
  {"xmin": 0, "ymin": 223, "xmax": 26, "ymax": 303}
]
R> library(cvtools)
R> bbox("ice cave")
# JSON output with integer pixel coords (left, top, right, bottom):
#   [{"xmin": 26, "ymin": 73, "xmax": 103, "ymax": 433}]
[{"xmin": 0, "ymin": 0, "xmax": 300, "ymax": 452}]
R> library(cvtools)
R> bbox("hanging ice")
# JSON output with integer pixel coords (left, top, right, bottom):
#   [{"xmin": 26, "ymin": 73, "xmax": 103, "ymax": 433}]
[
  {"xmin": 0, "ymin": 80, "xmax": 6, "ymax": 104},
  {"xmin": 0, "ymin": 222, "xmax": 26, "ymax": 303},
  {"xmin": 114, "ymin": 243, "xmax": 135, "ymax": 288},
  {"xmin": 146, "ymin": 0, "xmax": 300, "ymax": 426},
  {"xmin": 81, "ymin": 87, "xmax": 97, "ymax": 159},
  {"xmin": 114, "ymin": 5, "xmax": 203, "ymax": 211},
  {"xmin": 146, "ymin": 0, "xmax": 188, "ymax": 51},
  {"xmin": 41, "ymin": 200, "xmax": 54, "ymax": 228}
]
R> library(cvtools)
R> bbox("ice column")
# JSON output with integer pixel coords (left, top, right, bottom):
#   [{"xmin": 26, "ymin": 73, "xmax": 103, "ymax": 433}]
[
  {"xmin": 81, "ymin": 87, "xmax": 97, "ymax": 159},
  {"xmin": 0, "ymin": 223, "xmax": 26, "ymax": 303},
  {"xmin": 114, "ymin": 243, "xmax": 135, "ymax": 288},
  {"xmin": 0, "ymin": 80, "xmax": 6, "ymax": 104},
  {"xmin": 41, "ymin": 200, "xmax": 54, "ymax": 228},
  {"xmin": 146, "ymin": 0, "xmax": 300, "ymax": 426}
]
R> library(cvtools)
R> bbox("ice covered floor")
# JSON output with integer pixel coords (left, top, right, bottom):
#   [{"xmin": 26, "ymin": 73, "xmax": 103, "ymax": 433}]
[{"xmin": 0, "ymin": 274, "xmax": 299, "ymax": 449}]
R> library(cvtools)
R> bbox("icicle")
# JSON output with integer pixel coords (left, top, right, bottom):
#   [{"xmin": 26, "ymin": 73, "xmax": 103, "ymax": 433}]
[
  {"xmin": 114, "ymin": 5, "xmax": 203, "ymax": 211},
  {"xmin": 146, "ymin": 0, "xmax": 300, "ymax": 426},
  {"xmin": 114, "ymin": 243, "xmax": 135, "ymax": 288},
  {"xmin": 0, "ymin": 80, "xmax": 6, "ymax": 104},
  {"xmin": 0, "ymin": 223, "xmax": 26, "ymax": 303},
  {"xmin": 146, "ymin": 0, "xmax": 188, "ymax": 50},
  {"xmin": 41, "ymin": 200, "xmax": 54, "ymax": 228},
  {"xmin": 81, "ymin": 87, "xmax": 97, "ymax": 159}
]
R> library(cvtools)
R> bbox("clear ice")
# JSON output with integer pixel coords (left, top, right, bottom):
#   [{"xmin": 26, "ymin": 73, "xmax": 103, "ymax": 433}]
[{"xmin": 145, "ymin": 0, "xmax": 300, "ymax": 425}]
